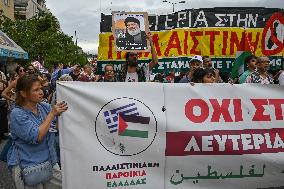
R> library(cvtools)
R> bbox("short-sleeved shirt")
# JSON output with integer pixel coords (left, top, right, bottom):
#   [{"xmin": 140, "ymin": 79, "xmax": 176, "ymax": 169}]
[
  {"xmin": 0, "ymin": 71, "xmax": 6, "ymax": 81},
  {"xmin": 116, "ymin": 64, "xmax": 150, "ymax": 82},
  {"xmin": 239, "ymin": 70, "xmax": 253, "ymax": 84},
  {"xmin": 7, "ymin": 102, "xmax": 58, "ymax": 168},
  {"xmin": 245, "ymin": 71, "xmax": 274, "ymax": 84}
]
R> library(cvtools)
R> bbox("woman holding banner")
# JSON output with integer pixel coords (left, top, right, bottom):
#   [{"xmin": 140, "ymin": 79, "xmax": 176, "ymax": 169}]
[{"xmin": 7, "ymin": 74, "xmax": 68, "ymax": 189}]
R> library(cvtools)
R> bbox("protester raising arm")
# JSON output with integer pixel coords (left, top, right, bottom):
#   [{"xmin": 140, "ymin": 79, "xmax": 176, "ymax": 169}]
[
  {"xmin": 1, "ymin": 79, "xmax": 17, "ymax": 102},
  {"xmin": 147, "ymin": 32, "xmax": 158, "ymax": 71}
]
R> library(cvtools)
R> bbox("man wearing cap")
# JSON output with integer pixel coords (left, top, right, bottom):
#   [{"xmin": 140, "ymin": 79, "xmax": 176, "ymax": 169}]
[
  {"xmin": 179, "ymin": 55, "xmax": 203, "ymax": 83},
  {"xmin": 202, "ymin": 56, "xmax": 224, "ymax": 83},
  {"xmin": 116, "ymin": 33, "xmax": 158, "ymax": 82},
  {"xmin": 116, "ymin": 16, "xmax": 147, "ymax": 50}
]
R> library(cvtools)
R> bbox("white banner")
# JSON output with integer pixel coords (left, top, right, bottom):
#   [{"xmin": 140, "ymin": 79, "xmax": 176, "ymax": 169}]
[
  {"xmin": 57, "ymin": 83, "xmax": 284, "ymax": 189},
  {"xmin": 57, "ymin": 82, "xmax": 166, "ymax": 189}
]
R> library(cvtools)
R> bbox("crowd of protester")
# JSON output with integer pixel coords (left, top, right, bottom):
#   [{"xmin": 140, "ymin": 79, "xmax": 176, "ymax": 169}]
[{"xmin": 0, "ymin": 33, "xmax": 283, "ymax": 189}]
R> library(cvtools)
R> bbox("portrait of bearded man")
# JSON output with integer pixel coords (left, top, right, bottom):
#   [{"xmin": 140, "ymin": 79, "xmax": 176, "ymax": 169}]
[{"xmin": 115, "ymin": 16, "xmax": 148, "ymax": 51}]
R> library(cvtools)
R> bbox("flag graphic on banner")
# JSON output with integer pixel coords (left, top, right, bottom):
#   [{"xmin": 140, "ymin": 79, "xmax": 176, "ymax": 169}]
[
  {"xmin": 118, "ymin": 114, "xmax": 150, "ymax": 138},
  {"xmin": 103, "ymin": 103, "xmax": 139, "ymax": 133}
]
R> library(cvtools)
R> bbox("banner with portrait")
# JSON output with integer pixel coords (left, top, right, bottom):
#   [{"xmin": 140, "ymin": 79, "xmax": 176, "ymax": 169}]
[
  {"xmin": 112, "ymin": 12, "xmax": 150, "ymax": 52},
  {"xmin": 98, "ymin": 8, "xmax": 284, "ymax": 73}
]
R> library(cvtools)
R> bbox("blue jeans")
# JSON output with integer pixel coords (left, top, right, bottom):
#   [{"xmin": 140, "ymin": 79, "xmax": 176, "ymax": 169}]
[
  {"xmin": 22, "ymin": 161, "xmax": 53, "ymax": 186},
  {"xmin": 12, "ymin": 164, "xmax": 62, "ymax": 189}
]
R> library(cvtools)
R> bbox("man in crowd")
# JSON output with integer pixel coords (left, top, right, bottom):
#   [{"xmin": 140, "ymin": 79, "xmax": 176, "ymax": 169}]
[
  {"xmin": 51, "ymin": 61, "xmax": 78, "ymax": 89},
  {"xmin": 116, "ymin": 32, "xmax": 158, "ymax": 82},
  {"xmin": 116, "ymin": 17, "xmax": 147, "ymax": 50},
  {"xmin": 202, "ymin": 56, "xmax": 213, "ymax": 69},
  {"xmin": 239, "ymin": 55, "xmax": 257, "ymax": 84},
  {"xmin": 245, "ymin": 56, "xmax": 274, "ymax": 84},
  {"xmin": 98, "ymin": 64, "xmax": 116, "ymax": 82},
  {"xmin": 69, "ymin": 65, "xmax": 81, "ymax": 81},
  {"xmin": 79, "ymin": 64, "xmax": 96, "ymax": 82},
  {"xmin": 202, "ymin": 56, "xmax": 222, "ymax": 83},
  {"xmin": 179, "ymin": 55, "xmax": 203, "ymax": 83}
]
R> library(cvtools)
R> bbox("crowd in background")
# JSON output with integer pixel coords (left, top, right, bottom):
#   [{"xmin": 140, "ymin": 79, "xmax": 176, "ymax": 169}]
[
  {"xmin": 0, "ymin": 52, "xmax": 284, "ymax": 142},
  {"xmin": 0, "ymin": 33, "xmax": 283, "ymax": 189}
]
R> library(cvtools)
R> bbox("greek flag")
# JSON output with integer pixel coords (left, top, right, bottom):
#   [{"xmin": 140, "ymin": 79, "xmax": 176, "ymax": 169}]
[{"xmin": 103, "ymin": 103, "xmax": 139, "ymax": 133}]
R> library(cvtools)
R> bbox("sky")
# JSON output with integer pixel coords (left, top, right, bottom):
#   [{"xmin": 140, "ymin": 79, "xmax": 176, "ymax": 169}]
[{"xmin": 45, "ymin": 0, "xmax": 284, "ymax": 54}]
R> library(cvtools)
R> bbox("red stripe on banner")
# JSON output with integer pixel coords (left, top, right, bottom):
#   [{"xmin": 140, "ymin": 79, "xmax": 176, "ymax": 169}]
[{"xmin": 165, "ymin": 128, "xmax": 284, "ymax": 156}]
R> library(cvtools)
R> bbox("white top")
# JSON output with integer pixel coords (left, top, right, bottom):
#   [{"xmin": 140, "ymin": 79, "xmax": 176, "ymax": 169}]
[
  {"xmin": 245, "ymin": 73, "xmax": 271, "ymax": 84},
  {"xmin": 126, "ymin": 72, "xmax": 139, "ymax": 82},
  {"xmin": 260, "ymin": 76, "xmax": 270, "ymax": 85},
  {"xmin": 279, "ymin": 71, "xmax": 284, "ymax": 85},
  {"xmin": 125, "ymin": 64, "xmax": 150, "ymax": 82},
  {"xmin": 0, "ymin": 71, "xmax": 6, "ymax": 81}
]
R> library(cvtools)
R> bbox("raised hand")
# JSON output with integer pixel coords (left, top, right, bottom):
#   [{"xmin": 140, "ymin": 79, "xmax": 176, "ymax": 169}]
[{"xmin": 52, "ymin": 101, "xmax": 68, "ymax": 116}]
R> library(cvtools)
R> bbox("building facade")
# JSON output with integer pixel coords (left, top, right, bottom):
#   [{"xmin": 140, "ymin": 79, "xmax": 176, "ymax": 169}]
[
  {"xmin": 0, "ymin": 0, "xmax": 15, "ymax": 20},
  {"xmin": 14, "ymin": 0, "xmax": 47, "ymax": 20}
]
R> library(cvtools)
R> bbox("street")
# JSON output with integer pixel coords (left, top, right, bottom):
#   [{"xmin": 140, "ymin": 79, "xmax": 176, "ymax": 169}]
[{"xmin": 0, "ymin": 139, "xmax": 15, "ymax": 189}]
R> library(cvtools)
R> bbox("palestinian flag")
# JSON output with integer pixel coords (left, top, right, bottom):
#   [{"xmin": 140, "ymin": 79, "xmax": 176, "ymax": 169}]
[
  {"xmin": 118, "ymin": 114, "xmax": 150, "ymax": 138},
  {"xmin": 231, "ymin": 51, "xmax": 252, "ymax": 79}
]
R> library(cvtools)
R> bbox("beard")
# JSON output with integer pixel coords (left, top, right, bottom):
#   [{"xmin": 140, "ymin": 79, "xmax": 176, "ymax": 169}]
[
  {"xmin": 127, "ymin": 27, "xmax": 141, "ymax": 36},
  {"xmin": 128, "ymin": 59, "xmax": 138, "ymax": 67}
]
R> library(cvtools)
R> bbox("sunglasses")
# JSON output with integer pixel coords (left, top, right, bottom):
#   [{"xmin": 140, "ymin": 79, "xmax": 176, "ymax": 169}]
[
  {"xmin": 19, "ymin": 69, "xmax": 25, "ymax": 72},
  {"xmin": 105, "ymin": 70, "xmax": 114, "ymax": 73}
]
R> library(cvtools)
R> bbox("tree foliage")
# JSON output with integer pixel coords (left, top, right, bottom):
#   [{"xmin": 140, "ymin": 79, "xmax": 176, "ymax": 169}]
[{"xmin": 0, "ymin": 12, "xmax": 88, "ymax": 68}]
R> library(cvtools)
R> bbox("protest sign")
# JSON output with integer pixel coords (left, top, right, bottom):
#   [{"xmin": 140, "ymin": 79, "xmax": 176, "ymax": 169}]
[
  {"xmin": 98, "ymin": 8, "xmax": 284, "ymax": 73},
  {"xmin": 57, "ymin": 82, "xmax": 166, "ymax": 189},
  {"xmin": 112, "ymin": 12, "xmax": 150, "ymax": 52},
  {"xmin": 58, "ymin": 83, "xmax": 284, "ymax": 189},
  {"xmin": 164, "ymin": 84, "xmax": 284, "ymax": 189}
]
